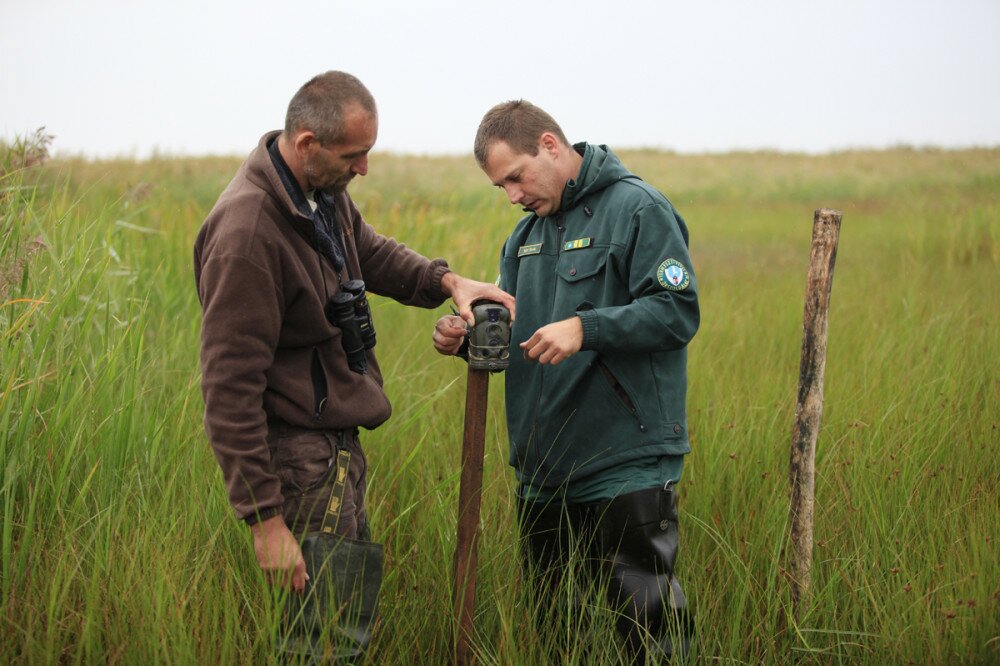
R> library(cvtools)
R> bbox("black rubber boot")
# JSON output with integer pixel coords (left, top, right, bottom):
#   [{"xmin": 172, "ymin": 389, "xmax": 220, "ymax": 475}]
[
  {"xmin": 516, "ymin": 497, "xmax": 595, "ymax": 658},
  {"xmin": 517, "ymin": 497, "xmax": 577, "ymax": 590},
  {"xmin": 278, "ymin": 533, "xmax": 384, "ymax": 664},
  {"xmin": 596, "ymin": 483, "xmax": 693, "ymax": 664}
]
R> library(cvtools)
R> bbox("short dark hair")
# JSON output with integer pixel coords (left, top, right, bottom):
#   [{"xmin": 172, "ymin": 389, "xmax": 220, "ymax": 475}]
[
  {"xmin": 473, "ymin": 100, "xmax": 570, "ymax": 167},
  {"xmin": 284, "ymin": 71, "xmax": 377, "ymax": 145}
]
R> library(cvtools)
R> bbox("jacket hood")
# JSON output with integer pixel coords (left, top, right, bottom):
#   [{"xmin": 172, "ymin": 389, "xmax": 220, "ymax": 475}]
[{"xmin": 559, "ymin": 143, "xmax": 632, "ymax": 213}]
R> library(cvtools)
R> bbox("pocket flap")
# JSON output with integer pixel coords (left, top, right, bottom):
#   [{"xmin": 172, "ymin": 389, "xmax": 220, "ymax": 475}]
[{"xmin": 557, "ymin": 248, "xmax": 607, "ymax": 282}]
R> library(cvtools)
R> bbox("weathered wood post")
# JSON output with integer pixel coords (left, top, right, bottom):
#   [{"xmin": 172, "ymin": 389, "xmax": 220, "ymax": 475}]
[
  {"xmin": 453, "ymin": 367, "xmax": 489, "ymax": 666},
  {"xmin": 788, "ymin": 208, "xmax": 842, "ymax": 621}
]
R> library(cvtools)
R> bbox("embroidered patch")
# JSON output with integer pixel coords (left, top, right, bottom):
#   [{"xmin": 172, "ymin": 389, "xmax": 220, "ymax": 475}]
[
  {"xmin": 563, "ymin": 237, "xmax": 593, "ymax": 252},
  {"xmin": 517, "ymin": 243, "xmax": 543, "ymax": 257},
  {"xmin": 657, "ymin": 258, "xmax": 690, "ymax": 291}
]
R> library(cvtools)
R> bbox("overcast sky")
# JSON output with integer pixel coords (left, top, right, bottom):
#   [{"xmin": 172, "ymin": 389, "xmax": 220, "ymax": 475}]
[{"xmin": 2, "ymin": 0, "xmax": 999, "ymax": 158}]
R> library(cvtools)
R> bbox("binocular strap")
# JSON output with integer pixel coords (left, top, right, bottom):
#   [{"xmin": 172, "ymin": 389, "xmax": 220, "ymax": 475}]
[{"xmin": 320, "ymin": 448, "xmax": 352, "ymax": 535}]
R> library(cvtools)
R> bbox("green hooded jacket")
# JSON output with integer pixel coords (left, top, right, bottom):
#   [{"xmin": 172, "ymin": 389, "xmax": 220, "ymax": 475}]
[{"xmin": 499, "ymin": 143, "xmax": 699, "ymax": 489}]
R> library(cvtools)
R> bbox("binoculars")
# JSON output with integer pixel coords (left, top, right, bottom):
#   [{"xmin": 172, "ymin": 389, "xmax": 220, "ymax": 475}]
[
  {"xmin": 468, "ymin": 301, "xmax": 511, "ymax": 372},
  {"xmin": 325, "ymin": 279, "xmax": 376, "ymax": 374}
]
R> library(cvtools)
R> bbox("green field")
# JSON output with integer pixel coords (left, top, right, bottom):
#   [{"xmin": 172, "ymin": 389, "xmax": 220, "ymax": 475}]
[{"xmin": 2, "ymin": 138, "xmax": 998, "ymax": 664}]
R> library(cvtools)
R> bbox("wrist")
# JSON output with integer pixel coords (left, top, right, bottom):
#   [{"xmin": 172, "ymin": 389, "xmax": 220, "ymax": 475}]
[
  {"xmin": 247, "ymin": 511, "xmax": 285, "ymax": 534},
  {"xmin": 439, "ymin": 270, "xmax": 457, "ymax": 296}
]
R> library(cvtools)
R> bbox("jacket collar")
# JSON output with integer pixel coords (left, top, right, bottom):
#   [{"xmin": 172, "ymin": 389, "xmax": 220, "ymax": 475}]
[
  {"xmin": 245, "ymin": 131, "xmax": 312, "ymax": 224},
  {"xmin": 266, "ymin": 133, "xmax": 314, "ymax": 218},
  {"xmin": 559, "ymin": 142, "xmax": 631, "ymax": 213}
]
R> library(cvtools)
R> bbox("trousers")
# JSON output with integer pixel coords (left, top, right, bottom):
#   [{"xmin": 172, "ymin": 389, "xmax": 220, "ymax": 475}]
[{"xmin": 266, "ymin": 422, "xmax": 369, "ymax": 538}]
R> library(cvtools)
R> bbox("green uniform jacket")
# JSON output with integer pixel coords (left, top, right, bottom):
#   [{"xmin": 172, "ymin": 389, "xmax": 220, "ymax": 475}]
[{"xmin": 499, "ymin": 143, "xmax": 699, "ymax": 489}]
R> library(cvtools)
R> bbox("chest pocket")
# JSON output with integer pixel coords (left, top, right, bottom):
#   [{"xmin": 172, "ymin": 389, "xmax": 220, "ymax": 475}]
[{"xmin": 556, "ymin": 247, "xmax": 608, "ymax": 283}]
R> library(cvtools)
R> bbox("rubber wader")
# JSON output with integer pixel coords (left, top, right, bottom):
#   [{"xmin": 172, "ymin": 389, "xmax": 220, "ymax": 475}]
[
  {"xmin": 518, "ymin": 482, "xmax": 693, "ymax": 664},
  {"xmin": 597, "ymin": 482, "xmax": 693, "ymax": 664},
  {"xmin": 279, "ymin": 447, "xmax": 384, "ymax": 663}
]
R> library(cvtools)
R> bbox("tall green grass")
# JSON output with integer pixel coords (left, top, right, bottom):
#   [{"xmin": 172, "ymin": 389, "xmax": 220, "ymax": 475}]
[{"xmin": 2, "ymin": 143, "xmax": 997, "ymax": 664}]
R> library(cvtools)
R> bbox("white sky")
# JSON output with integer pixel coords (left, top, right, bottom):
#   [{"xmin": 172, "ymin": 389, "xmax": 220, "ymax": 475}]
[{"xmin": 2, "ymin": 0, "xmax": 999, "ymax": 158}]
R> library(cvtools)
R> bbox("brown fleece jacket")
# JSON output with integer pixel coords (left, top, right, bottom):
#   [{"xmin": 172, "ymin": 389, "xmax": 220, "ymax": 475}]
[{"xmin": 194, "ymin": 131, "xmax": 450, "ymax": 521}]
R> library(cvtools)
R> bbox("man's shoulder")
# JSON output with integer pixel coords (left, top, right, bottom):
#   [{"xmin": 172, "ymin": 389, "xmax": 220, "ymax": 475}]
[
  {"xmin": 197, "ymin": 171, "xmax": 287, "ymax": 263},
  {"xmin": 602, "ymin": 174, "xmax": 673, "ymax": 211},
  {"xmin": 204, "ymin": 176, "xmax": 269, "ymax": 231},
  {"xmin": 204, "ymin": 133, "xmax": 287, "ymax": 223}
]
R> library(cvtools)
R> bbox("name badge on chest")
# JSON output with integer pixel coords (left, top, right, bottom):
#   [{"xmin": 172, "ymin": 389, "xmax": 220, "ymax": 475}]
[{"xmin": 517, "ymin": 243, "xmax": 543, "ymax": 257}]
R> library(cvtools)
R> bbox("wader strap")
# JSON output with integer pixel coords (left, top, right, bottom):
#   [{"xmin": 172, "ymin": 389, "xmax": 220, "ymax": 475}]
[{"xmin": 320, "ymin": 438, "xmax": 352, "ymax": 535}]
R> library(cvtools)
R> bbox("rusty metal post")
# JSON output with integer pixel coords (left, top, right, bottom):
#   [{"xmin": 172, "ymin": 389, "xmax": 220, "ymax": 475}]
[
  {"xmin": 788, "ymin": 208, "xmax": 842, "ymax": 621},
  {"xmin": 453, "ymin": 367, "xmax": 489, "ymax": 665}
]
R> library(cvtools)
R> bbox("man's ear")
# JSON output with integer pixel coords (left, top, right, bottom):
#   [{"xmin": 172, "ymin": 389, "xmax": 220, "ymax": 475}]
[
  {"xmin": 539, "ymin": 132, "xmax": 561, "ymax": 157},
  {"xmin": 293, "ymin": 130, "xmax": 317, "ymax": 158}
]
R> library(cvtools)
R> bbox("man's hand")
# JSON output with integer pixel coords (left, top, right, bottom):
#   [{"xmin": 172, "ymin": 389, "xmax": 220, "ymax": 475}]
[
  {"xmin": 433, "ymin": 314, "xmax": 468, "ymax": 356},
  {"xmin": 521, "ymin": 316, "xmax": 583, "ymax": 365},
  {"xmin": 250, "ymin": 514, "xmax": 308, "ymax": 593},
  {"xmin": 440, "ymin": 272, "xmax": 515, "ymax": 327}
]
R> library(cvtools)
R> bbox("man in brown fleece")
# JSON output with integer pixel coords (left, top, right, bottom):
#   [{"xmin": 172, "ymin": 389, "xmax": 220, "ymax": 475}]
[{"xmin": 194, "ymin": 71, "xmax": 513, "ymax": 659}]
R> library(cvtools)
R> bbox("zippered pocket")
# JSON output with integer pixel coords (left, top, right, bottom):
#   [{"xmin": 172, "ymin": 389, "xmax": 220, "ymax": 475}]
[{"xmin": 596, "ymin": 360, "xmax": 647, "ymax": 433}]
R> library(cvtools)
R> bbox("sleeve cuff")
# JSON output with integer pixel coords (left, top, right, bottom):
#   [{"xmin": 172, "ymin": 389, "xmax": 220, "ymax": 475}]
[
  {"xmin": 242, "ymin": 505, "xmax": 284, "ymax": 526},
  {"xmin": 430, "ymin": 263, "xmax": 452, "ymax": 300},
  {"xmin": 577, "ymin": 309, "xmax": 600, "ymax": 350}
]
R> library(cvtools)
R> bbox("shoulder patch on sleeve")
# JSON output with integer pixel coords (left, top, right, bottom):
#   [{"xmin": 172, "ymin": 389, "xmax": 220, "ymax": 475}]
[{"xmin": 657, "ymin": 258, "xmax": 690, "ymax": 291}]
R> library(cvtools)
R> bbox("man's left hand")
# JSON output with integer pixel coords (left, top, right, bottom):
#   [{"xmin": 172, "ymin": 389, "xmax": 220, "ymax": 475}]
[
  {"xmin": 520, "ymin": 316, "xmax": 583, "ymax": 365},
  {"xmin": 432, "ymin": 314, "xmax": 468, "ymax": 356},
  {"xmin": 441, "ymin": 272, "xmax": 516, "ymax": 327}
]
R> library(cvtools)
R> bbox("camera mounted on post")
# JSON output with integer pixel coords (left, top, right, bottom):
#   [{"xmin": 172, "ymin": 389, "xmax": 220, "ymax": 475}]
[
  {"xmin": 468, "ymin": 300, "xmax": 511, "ymax": 372},
  {"xmin": 325, "ymin": 279, "xmax": 377, "ymax": 374}
]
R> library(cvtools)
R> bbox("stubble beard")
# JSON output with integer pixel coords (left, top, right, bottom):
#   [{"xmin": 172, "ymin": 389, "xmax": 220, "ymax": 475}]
[{"xmin": 304, "ymin": 160, "xmax": 352, "ymax": 196}]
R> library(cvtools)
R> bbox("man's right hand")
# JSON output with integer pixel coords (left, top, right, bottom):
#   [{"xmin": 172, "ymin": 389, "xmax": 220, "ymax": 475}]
[
  {"xmin": 433, "ymin": 314, "xmax": 468, "ymax": 355},
  {"xmin": 250, "ymin": 514, "xmax": 308, "ymax": 593}
]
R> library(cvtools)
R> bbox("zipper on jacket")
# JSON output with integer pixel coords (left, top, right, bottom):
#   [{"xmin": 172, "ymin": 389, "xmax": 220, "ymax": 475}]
[
  {"xmin": 311, "ymin": 347, "xmax": 329, "ymax": 420},
  {"xmin": 531, "ymin": 218, "xmax": 566, "ymax": 466},
  {"xmin": 596, "ymin": 360, "xmax": 647, "ymax": 433}
]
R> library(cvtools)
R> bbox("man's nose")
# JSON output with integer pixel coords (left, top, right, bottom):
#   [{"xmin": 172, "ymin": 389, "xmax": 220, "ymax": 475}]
[
  {"xmin": 352, "ymin": 156, "xmax": 369, "ymax": 176},
  {"xmin": 503, "ymin": 184, "xmax": 523, "ymax": 205}
]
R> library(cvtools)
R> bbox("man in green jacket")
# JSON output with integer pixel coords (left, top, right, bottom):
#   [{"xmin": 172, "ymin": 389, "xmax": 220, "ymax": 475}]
[{"xmin": 434, "ymin": 100, "xmax": 698, "ymax": 661}]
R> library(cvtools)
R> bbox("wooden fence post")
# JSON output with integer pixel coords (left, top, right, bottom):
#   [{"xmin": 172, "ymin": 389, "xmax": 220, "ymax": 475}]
[{"xmin": 788, "ymin": 208, "xmax": 843, "ymax": 621}]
